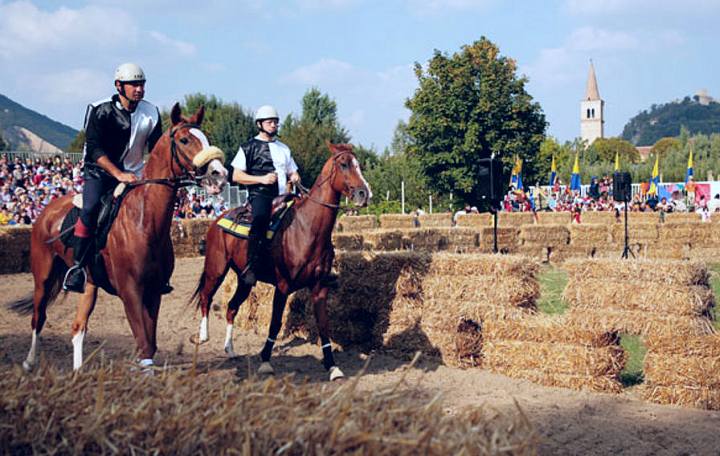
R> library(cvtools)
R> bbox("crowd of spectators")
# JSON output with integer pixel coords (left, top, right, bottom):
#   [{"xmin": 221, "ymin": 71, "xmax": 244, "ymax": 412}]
[{"xmin": 0, "ymin": 153, "xmax": 228, "ymax": 226}]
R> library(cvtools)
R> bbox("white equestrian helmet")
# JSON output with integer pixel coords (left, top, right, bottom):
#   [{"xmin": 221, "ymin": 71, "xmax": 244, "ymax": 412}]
[
  {"xmin": 254, "ymin": 105, "xmax": 279, "ymax": 122},
  {"xmin": 114, "ymin": 63, "xmax": 146, "ymax": 83}
]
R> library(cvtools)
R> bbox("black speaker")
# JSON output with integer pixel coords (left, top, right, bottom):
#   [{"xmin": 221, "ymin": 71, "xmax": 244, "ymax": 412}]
[
  {"xmin": 477, "ymin": 158, "xmax": 504, "ymax": 202},
  {"xmin": 613, "ymin": 172, "xmax": 632, "ymax": 202}
]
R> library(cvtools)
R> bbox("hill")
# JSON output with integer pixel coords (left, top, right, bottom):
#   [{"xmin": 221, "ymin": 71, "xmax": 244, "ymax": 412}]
[
  {"xmin": 621, "ymin": 96, "xmax": 720, "ymax": 146},
  {"xmin": 0, "ymin": 94, "xmax": 78, "ymax": 151}
]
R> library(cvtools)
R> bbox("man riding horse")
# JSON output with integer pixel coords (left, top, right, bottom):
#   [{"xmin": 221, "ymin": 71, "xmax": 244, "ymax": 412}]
[
  {"xmin": 230, "ymin": 105, "xmax": 301, "ymax": 286},
  {"xmin": 63, "ymin": 63, "xmax": 171, "ymax": 294}
]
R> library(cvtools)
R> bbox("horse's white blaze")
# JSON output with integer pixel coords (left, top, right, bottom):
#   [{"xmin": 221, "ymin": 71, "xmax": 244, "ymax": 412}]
[
  {"xmin": 72, "ymin": 330, "xmax": 85, "ymax": 370},
  {"xmin": 329, "ymin": 366, "xmax": 345, "ymax": 381},
  {"xmin": 352, "ymin": 158, "xmax": 373, "ymax": 199},
  {"xmin": 189, "ymin": 128, "xmax": 211, "ymax": 149},
  {"xmin": 258, "ymin": 362, "xmax": 274, "ymax": 375},
  {"xmin": 223, "ymin": 323, "xmax": 236, "ymax": 357},
  {"xmin": 199, "ymin": 316, "xmax": 209, "ymax": 342},
  {"xmin": 23, "ymin": 331, "xmax": 39, "ymax": 371}
]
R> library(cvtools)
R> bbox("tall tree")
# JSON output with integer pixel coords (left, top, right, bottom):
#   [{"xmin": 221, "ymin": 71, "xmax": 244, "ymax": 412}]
[
  {"xmin": 280, "ymin": 88, "xmax": 350, "ymax": 184},
  {"xmin": 587, "ymin": 137, "xmax": 640, "ymax": 163},
  {"xmin": 0, "ymin": 133, "xmax": 7, "ymax": 151},
  {"xmin": 406, "ymin": 37, "xmax": 546, "ymax": 204},
  {"xmin": 68, "ymin": 130, "xmax": 85, "ymax": 153}
]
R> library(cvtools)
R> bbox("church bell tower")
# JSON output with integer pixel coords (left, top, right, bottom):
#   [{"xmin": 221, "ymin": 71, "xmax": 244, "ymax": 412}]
[{"xmin": 580, "ymin": 61, "xmax": 604, "ymax": 145}]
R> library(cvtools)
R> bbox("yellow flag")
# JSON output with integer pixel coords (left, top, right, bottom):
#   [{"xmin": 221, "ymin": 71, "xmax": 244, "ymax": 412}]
[{"xmin": 614, "ymin": 151, "xmax": 620, "ymax": 171}]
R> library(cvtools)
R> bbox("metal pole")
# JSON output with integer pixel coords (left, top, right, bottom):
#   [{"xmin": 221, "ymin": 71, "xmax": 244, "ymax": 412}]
[
  {"xmin": 429, "ymin": 194, "xmax": 433, "ymax": 214},
  {"xmin": 401, "ymin": 180, "xmax": 405, "ymax": 214}
]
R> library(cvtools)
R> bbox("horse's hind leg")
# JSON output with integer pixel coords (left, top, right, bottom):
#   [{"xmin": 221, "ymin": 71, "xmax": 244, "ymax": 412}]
[
  {"xmin": 195, "ymin": 227, "xmax": 231, "ymax": 344},
  {"xmin": 24, "ymin": 255, "xmax": 63, "ymax": 371},
  {"xmin": 311, "ymin": 284, "xmax": 344, "ymax": 381},
  {"xmin": 71, "ymin": 284, "xmax": 98, "ymax": 370},
  {"xmin": 258, "ymin": 289, "xmax": 288, "ymax": 375},
  {"xmin": 223, "ymin": 282, "xmax": 252, "ymax": 357}
]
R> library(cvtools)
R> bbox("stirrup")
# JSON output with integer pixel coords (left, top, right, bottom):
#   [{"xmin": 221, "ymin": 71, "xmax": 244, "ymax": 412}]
[
  {"xmin": 63, "ymin": 265, "xmax": 87, "ymax": 293},
  {"xmin": 241, "ymin": 266, "xmax": 257, "ymax": 286},
  {"xmin": 160, "ymin": 283, "xmax": 174, "ymax": 295}
]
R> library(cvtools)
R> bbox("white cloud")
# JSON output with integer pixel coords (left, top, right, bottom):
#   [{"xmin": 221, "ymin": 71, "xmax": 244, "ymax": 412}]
[
  {"xmin": 149, "ymin": 31, "xmax": 196, "ymax": 56},
  {"xmin": 565, "ymin": 0, "xmax": 720, "ymax": 16},
  {"xmin": 405, "ymin": 0, "xmax": 496, "ymax": 13},
  {"xmin": 567, "ymin": 27, "xmax": 639, "ymax": 52},
  {"xmin": 281, "ymin": 58, "xmax": 357, "ymax": 85},
  {"xmin": 28, "ymin": 68, "xmax": 107, "ymax": 104}
]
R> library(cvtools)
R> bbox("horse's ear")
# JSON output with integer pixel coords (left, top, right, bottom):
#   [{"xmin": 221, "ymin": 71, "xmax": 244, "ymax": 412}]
[
  {"xmin": 189, "ymin": 105, "xmax": 205, "ymax": 126},
  {"xmin": 325, "ymin": 140, "xmax": 336, "ymax": 155},
  {"xmin": 170, "ymin": 103, "xmax": 183, "ymax": 126}
]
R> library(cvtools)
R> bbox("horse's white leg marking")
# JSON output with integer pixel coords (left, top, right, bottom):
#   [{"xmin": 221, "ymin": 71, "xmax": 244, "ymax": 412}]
[
  {"xmin": 258, "ymin": 361, "xmax": 274, "ymax": 375},
  {"xmin": 23, "ymin": 331, "xmax": 39, "ymax": 371},
  {"xmin": 329, "ymin": 365, "xmax": 345, "ymax": 381},
  {"xmin": 224, "ymin": 323, "xmax": 236, "ymax": 357},
  {"xmin": 72, "ymin": 330, "xmax": 85, "ymax": 371},
  {"xmin": 199, "ymin": 316, "xmax": 209, "ymax": 343}
]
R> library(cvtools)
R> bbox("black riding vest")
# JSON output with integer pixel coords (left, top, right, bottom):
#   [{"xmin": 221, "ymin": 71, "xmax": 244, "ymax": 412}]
[{"xmin": 241, "ymin": 138, "xmax": 278, "ymax": 198}]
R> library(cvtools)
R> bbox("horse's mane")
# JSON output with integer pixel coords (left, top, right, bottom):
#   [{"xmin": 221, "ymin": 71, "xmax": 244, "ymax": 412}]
[{"xmin": 329, "ymin": 143, "xmax": 354, "ymax": 154}]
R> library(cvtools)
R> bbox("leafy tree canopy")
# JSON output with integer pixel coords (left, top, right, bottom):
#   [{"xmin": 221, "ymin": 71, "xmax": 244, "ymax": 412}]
[{"xmin": 405, "ymin": 37, "xmax": 546, "ymax": 205}]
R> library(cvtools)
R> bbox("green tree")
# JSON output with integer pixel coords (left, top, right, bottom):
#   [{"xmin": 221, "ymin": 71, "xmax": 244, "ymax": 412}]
[
  {"xmin": 0, "ymin": 133, "xmax": 7, "ymax": 151},
  {"xmin": 405, "ymin": 37, "xmax": 546, "ymax": 205},
  {"xmin": 68, "ymin": 130, "xmax": 85, "ymax": 153},
  {"xmin": 280, "ymin": 88, "xmax": 350, "ymax": 184},
  {"xmin": 588, "ymin": 137, "xmax": 640, "ymax": 163},
  {"xmin": 651, "ymin": 137, "xmax": 681, "ymax": 157},
  {"xmin": 161, "ymin": 93, "xmax": 255, "ymax": 162}
]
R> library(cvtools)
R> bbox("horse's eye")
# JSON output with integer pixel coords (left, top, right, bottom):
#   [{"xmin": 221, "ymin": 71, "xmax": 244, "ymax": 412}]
[
  {"xmin": 340, "ymin": 162, "xmax": 349, "ymax": 170},
  {"xmin": 179, "ymin": 137, "xmax": 189, "ymax": 145}
]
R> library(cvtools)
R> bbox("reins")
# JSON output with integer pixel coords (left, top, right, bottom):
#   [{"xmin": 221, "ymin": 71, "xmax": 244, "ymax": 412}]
[{"xmin": 295, "ymin": 151, "xmax": 359, "ymax": 210}]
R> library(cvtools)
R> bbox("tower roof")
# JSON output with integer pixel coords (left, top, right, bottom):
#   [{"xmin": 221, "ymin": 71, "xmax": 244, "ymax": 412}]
[{"xmin": 585, "ymin": 61, "xmax": 600, "ymax": 101}]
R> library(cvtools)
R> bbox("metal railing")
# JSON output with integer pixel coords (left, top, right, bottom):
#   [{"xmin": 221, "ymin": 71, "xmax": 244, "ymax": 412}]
[
  {"xmin": 1, "ymin": 150, "xmax": 83, "ymax": 163},
  {"xmin": 189, "ymin": 185, "xmax": 247, "ymax": 208}
]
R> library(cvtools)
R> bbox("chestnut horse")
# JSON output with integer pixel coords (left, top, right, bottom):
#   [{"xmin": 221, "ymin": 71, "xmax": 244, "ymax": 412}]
[
  {"xmin": 192, "ymin": 143, "xmax": 370, "ymax": 381},
  {"xmin": 11, "ymin": 103, "xmax": 228, "ymax": 371}
]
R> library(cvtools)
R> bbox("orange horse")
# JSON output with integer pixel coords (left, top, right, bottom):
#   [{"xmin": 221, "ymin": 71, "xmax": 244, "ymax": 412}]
[
  {"xmin": 192, "ymin": 143, "xmax": 371, "ymax": 381},
  {"xmin": 11, "ymin": 104, "xmax": 228, "ymax": 371}
]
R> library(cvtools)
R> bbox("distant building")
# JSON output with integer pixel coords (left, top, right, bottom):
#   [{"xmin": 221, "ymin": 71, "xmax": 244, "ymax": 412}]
[
  {"xmin": 695, "ymin": 89, "xmax": 714, "ymax": 106},
  {"xmin": 635, "ymin": 146, "xmax": 652, "ymax": 162},
  {"xmin": 580, "ymin": 61, "xmax": 604, "ymax": 145}
]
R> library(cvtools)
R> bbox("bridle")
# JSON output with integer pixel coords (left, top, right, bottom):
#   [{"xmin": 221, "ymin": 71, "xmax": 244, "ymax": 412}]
[{"xmin": 297, "ymin": 151, "xmax": 361, "ymax": 210}]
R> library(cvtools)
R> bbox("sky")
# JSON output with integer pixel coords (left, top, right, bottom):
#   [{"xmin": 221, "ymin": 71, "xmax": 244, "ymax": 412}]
[{"xmin": 1, "ymin": 0, "xmax": 718, "ymax": 151}]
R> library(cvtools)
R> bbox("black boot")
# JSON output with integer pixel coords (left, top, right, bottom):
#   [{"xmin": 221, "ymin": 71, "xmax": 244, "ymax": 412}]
[
  {"xmin": 63, "ymin": 237, "xmax": 92, "ymax": 293},
  {"xmin": 242, "ymin": 235, "xmax": 263, "ymax": 286}
]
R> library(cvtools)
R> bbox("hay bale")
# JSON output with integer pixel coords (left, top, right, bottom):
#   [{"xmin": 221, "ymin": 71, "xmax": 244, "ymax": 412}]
[
  {"xmin": 493, "ymin": 369, "xmax": 624, "ymax": 393},
  {"xmin": 337, "ymin": 214, "xmax": 377, "ymax": 232},
  {"xmin": 426, "ymin": 253, "xmax": 539, "ymax": 277},
  {"xmin": 483, "ymin": 340, "xmax": 625, "ymax": 377},
  {"xmin": 689, "ymin": 248, "xmax": 720, "ymax": 262},
  {"xmin": 332, "ymin": 232, "xmax": 364, "ymax": 250},
  {"xmin": 644, "ymin": 353, "xmax": 720, "ymax": 388},
  {"xmin": 444, "ymin": 228, "xmax": 479, "ymax": 253},
  {"xmin": 566, "ymin": 308, "xmax": 714, "ymax": 338},
  {"xmin": 563, "ymin": 258, "xmax": 710, "ymax": 286},
  {"xmin": 0, "ymin": 226, "xmax": 32, "ymax": 273},
  {"xmin": 418, "ymin": 213, "xmax": 453, "ymax": 228},
  {"xmin": 477, "ymin": 227, "xmax": 520, "ymax": 253},
  {"xmin": 483, "ymin": 315, "xmax": 618, "ymax": 347},
  {"xmin": 536, "ymin": 212, "xmax": 572, "ymax": 225},
  {"xmin": 641, "ymin": 385, "xmax": 720, "ymax": 410},
  {"xmin": 626, "ymin": 212, "xmax": 662, "ymax": 223},
  {"xmin": 455, "ymin": 213, "xmax": 493, "ymax": 228},
  {"xmin": 402, "ymin": 228, "xmax": 448, "ymax": 251},
  {"xmin": 363, "ymin": 229, "xmax": 405, "ymax": 251},
  {"xmin": 422, "ymin": 275, "xmax": 539, "ymax": 310},
  {"xmin": 562, "ymin": 279, "xmax": 714, "ymax": 316},
  {"xmin": 0, "ymin": 364, "xmax": 537, "ymax": 455},
  {"xmin": 569, "ymin": 224, "xmax": 611, "ymax": 245},
  {"xmin": 665, "ymin": 212, "xmax": 702, "ymax": 223},
  {"xmin": 610, "ymin": 222, "xmax": 658, "ymax": 244},
  {"xmin": 580, "ymin": 212, "xmax": 615, "ymax": 224},
  {"xmin": 379, "ymin": 214, "xmax": 416, "ymax": 229},
  {"xmin": 645, "ymin": 334, "xmax": 720, "ymax": 356},
  {"xmin": 498, "ymin": 212, "xmax": 534, "ymax": 227},
  {"xmin": 519, "ymin": 225, "xmax": 570, "ymax": 245},
  {"xmin": 645, "ymin": 244, "xmax": 691, "ymax": 260},
  {"xmin": 658, "ymin": 222, "xmax": 715, "ymax": 247}
]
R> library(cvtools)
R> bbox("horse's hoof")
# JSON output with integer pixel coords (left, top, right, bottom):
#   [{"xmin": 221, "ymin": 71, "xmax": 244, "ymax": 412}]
[
  {"xmin": 329, "ymin": 366, "xmax": 345, "ymax": 382},
  {"xmin": 224, "ymin": 347, "xmax": 238, "ymax": 358},
  {"xmin": 22, "ymin": 360, "xmax": 34, "ymax": 372},
  {"xmin": 258, "ymin": 362, "xmax": 274, "ymax": 375},
  {"xmin": 189, "ymin": 334, "xmax": 209, "ymax": 345}
]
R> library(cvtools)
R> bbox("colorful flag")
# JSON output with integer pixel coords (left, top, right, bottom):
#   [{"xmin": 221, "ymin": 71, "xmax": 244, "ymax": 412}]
[
  {"xmin": 549, "ymin": 155, "xmax": 557, "ymax": 186},
  {"xmin": 614, "ymin": 150, "xmax": 620, "ymax": 171},
  {"xmin": 570, "ymin": 153, "xmax": 581, "ymax": 191},
  {"xmin": 686, "ymin": 148, "xmax": 694, "ymax": 183},
  {"xmin": 510, "ymin": 156, "xmax": 523, "ymax": 190},
  {"xmin": 648, "ymin": 154, "xmax": 660, "ymax": 195}
]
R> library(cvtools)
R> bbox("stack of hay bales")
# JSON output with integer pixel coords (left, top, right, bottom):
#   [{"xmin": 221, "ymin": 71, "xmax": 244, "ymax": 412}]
[
  {"xmin": 0, "ymin": 226, "xmax": 32, "ymax": 273},
  {"xmin": 579, "ymin": 211, "xmax": 614, "ymax": 224},
  {"xmin": 665, "ymin": 212, "xmax": 701, "ymax": 223},
  {"xmin": 223, "ymin": 252, "xmax": 540, "ymax": 368},
  {"xmin": 477, "ymin": 227, "xmax": 520, "ymax": 253},
  {"xmin": 336, "ymin": 214, "xmax": 376, "ymax": 232},
  {"xmin": 455, "ymin": 213, "xmax": 492, "ymax": 228},
  {"xmin": 363, "ymin": 229, "xmax": 405, "ymax": 250},
  {"xmin": 401, "ymin": 228, "xmax": 478, "ymax": 252},
  {"xmin": 331, "ymin": 232, "xmax": 365, "ymax": 250},
  {"xmin": 537, "ymin": 212, "xmax": 572, "ymax": 225},
  {"xmin": 417, "ymin": 213, "xmax": 452, "ymax": 228},
  {"xmin": 518, "ymin": 225, "xmax": 570, "ymax": 263},
  {"xmin": 482, "ymin": 316, "xmax": 625, "ymax": 393},
  {"xmin": 171, "ymin": 219, "xmax": 213, "ymax": 257},
  {"xmin": 379, "ymin": 214, "xmax": 416, "ymax": 229},
  {"xmin": 641, "ymin": 334, "xmax": 720, "ymax": 410},
  {"xmin": 498, "ymin": 212, "xmax": 534, "ymax": 227},
  {"xmin": 569, "ymin": 224, "xmax": 613, "ymax": 258},
  {"xmin": 609, "ymin": 223, "xmax": 658, "ymax": 258},
  {"xmin": 655, "ymin": 222, "xmax": 716, "ymax": 261},
  {"xmin": 563, "ymin": 258, "xmax": 715, "ymax": 338}
]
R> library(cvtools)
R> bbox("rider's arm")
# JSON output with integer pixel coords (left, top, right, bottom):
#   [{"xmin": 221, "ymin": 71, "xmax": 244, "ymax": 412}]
[
  {"xmin": 287, "ymin": 149, "xmax": 300, "ymax": 184},
  {"xmin": 230, "ymin": 145, "xmax": 276, "ymax": 186},
  {"xmin": 147, "ymin": 108, "xmax": 163, "ymax": 153},
  {"xmin": 84, "ymin": 106, "xmax": 136, "ymax": 183}
]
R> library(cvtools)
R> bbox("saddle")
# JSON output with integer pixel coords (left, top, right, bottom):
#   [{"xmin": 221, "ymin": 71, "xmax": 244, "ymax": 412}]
[
  {"xmin": 59, "ymin": 183, "xmax": 132, "ymax": 295},
  {"xmin": 217, "ymin": 193, "xmax": 296, "ymax": 239}
]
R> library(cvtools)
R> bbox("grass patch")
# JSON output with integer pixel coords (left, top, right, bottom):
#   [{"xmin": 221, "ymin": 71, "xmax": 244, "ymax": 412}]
[
  {"xmin": 620, "ymin": 334, "xmax": 646, "ymax": 386},
  {"xmin": 708, "ymin": 263, "xmax": 720, "ymax": 331},
  {"xmin": 537, "ymin": 265, "xmax": 568, "ymax": 315}
]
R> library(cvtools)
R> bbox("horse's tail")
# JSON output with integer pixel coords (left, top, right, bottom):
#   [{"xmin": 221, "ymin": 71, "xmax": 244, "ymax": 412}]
[
  {"xmin": 190, "ymin": 272, "xmax": 205, "ymax": 310},
  {"xmin": 7, "ymin": 257, "xmax": 66, "ymax": 316}
]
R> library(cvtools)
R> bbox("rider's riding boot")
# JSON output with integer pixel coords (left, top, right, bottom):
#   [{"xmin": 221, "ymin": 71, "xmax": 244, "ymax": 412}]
[
  {"xmin": 160, "ymin": 282, "xmax": 174, "ymax": 295},
  {"xmin": 242, "ymin": 235, "xmax": 263, "ymax": 286},
  {"xmin": 63, "ymin": 236, "xmax": 92, "ymax": 293}
]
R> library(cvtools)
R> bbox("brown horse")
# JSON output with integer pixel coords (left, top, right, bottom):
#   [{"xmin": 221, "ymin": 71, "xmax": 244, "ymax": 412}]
[
  {"xmin": 192, "ymin": 143, "xmax": 370, "ymax": 381},
  {"xmin": 12, "ymin": 103, "xmax": 228, "ymax": 371}
]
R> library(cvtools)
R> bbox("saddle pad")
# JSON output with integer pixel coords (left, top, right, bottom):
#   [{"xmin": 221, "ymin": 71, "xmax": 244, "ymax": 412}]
[{"xmin": 217, "ymin": 199, "xmax": 295, "ymax": 240}]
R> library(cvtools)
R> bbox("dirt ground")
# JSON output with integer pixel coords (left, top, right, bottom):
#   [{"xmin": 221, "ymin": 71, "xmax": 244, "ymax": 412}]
[{"xmin": 2, "ymin": 257, "xmax": 719, "ymax": 455}]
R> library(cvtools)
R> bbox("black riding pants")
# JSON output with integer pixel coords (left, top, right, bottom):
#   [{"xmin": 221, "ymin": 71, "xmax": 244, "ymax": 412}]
[
  {"xmin": 248, "ymin": 193, "xmax": 274, "ymax": 242},
  {"xmin": 80, "ymin": 169, "xmax": 117, "ymax": 230}
]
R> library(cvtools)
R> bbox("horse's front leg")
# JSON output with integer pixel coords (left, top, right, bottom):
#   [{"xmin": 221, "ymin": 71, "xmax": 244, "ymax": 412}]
[
  {"xmin": 223, "ymin": 282, "xmax": 252, "ymax": 357},
  {"xmin": 119, "ymin": 282, "xmax": 157, "ymax": 371},
  {"xmin": 312, "ymin": 283, "xmax": 344, "ymax": 381},
  {"xmin": 71, "ymin": 283, "xmax": 98, "ymax": 370},
  {"xmin": 258, "ymin": 289, "xmax": 288, "ymax": 375}
]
